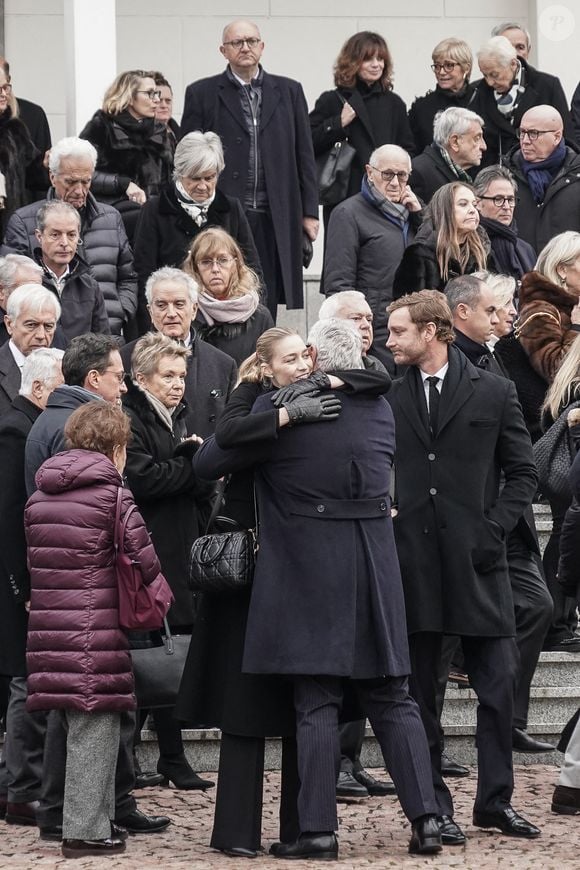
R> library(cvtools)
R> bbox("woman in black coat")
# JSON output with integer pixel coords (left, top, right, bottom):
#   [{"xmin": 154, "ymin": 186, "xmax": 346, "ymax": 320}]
[
  {"xmin": 79, "ymin": 70, "xmax": 173, "ymax": 243},
  {"xmin": 183, "ymin": 227, "xmax": 273, "ymax": 366},
  {"xmin": 133, "ymin": 131, "xmax": 261, "ymax": 334},
  {"xmin": 408, "ymin": 38, "xmax": 476, "ymax": 155},
  {"xmin": 122, "ymin": 332, "xmax": 213, "ymax": 791},
  {"xmin": 393, "ymin": 181, "xmax": 489, "ymax": 297}
]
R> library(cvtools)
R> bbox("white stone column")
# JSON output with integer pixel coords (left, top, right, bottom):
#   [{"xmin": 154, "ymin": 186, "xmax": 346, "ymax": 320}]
[
  {"xmin": 63, "ymin": 0, "xmax": 117, "ymax": 136},
  {"xmin": 533, "ymin": 0, "xmax": 580, "ymax": 101}
]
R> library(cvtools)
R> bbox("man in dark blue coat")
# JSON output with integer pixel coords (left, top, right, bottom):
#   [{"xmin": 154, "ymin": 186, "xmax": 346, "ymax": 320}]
[
  {"xmin": 181, "ymin": 19, "xmax": 319, "ymax": 317},
  {"xmin": 194, "ymin": 319, "xmax": 441, "ymax": 860},
  {"xmin": 386, "ymin": 290, "xmax": 541, "ymax": 844}
]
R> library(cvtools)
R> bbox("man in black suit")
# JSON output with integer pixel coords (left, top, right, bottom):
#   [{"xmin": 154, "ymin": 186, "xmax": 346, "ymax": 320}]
[
  {"xmin": 0, "ymin": 254, "xmax": 44, "ymax": 347},
  {"xmin": 0, "ymin": 284, "xmax": 61, "ymax": 416},
  {"xmin": 120, "ymin": 267, "xmax": 237, "ymax": 438},
  {"xmin": 386, "ymin": 290, "xmax": 541, "ymax": 844},
  {"xmin": 0, "ymin": 349, "xmax": 63, "ymax": 825},
  {"xmin": 181, "ymin": 19, "xmax": 319, "ymax": 318}
]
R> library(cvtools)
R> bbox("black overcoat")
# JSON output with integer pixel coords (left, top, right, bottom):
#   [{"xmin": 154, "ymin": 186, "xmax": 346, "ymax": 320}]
[
  {"xmin": 410, "ymin": 144, "xmax": 457, "ymax": 204},
  {"xmin": 0, "ymin": 396, "xmax": 41, "ymax": 677},
  {"xmin": 387, "ymin": 346, "xmax": 538, "ymax": 637},
  {"xmin": 193, "ymin": 392, "xmax": 410, "ymax": 678},
  {"xmin": 408, "ymin": 85, "xmax": 477, "ymax": 156},
  {"xmin": 181, "ymin": 70, "xmax": 319, "ymax": 309}
]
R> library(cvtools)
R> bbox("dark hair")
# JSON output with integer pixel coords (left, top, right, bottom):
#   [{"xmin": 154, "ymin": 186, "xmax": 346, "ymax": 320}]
[
  {"xmin": 64, "ymin": 401, "xmax": 131, "ymax": 461},
  {"xmin": 444, "ymin": 274, "xmax": 485, "ymax": 312},
  {"xmin": 151, "ymin": 70, "xmax": 172, "ymax": 90},
  {"xmin": 387, "ymin": 290, "xmax": 455, "ymax": 344},
  {"xmin": 334, "ymin": 31, "xmax": 393, "ymax": 90},
  {"xmin": 62, "ymin": 334, "xmax": 120, "ymax": 386}
]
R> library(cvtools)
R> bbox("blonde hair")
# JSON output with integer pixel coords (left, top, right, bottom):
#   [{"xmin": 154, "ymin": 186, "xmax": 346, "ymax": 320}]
[
  {"xmin": 536, "ymin": 231, "xmax": 580, "ymax": 287},
  {"xmin": 183, "ymin": 227, "xmax": 260, "ymax": 300},
  {"xmin": 238, "ymin": 327, "xmax": 300, "ymax": 384},
  {"xmin": 485, "ymin": 273, "xmax": 517, "ymax": 309},
  {"xmin": 432, "ymin": 37, "xmax": 473, "ymax": 80},
  {"xmin": 131, "ymin": 332, "xmax": 190, "ymax": 380},
  {"xmin": 543, "ymin": 334, "xmax": 580, "ymax": 420},
  {"xmin": 103, "ymin": 69, "xmax": 153, "ymax": 115},
  {"xmin": 428, "ymin": 182, "xmax": 487, "ymax": 281}
]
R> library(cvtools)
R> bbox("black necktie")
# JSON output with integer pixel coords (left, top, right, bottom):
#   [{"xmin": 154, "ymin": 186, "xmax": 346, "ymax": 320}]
[{"xmin": 427, "ymin": 376, "xmax": 440, "ymax": 437}]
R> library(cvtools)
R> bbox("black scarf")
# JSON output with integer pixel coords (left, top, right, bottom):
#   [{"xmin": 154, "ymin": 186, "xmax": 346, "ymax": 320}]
[{"xmin": 478, "ymin": 215, "xmax": 535, "ymax": 280}]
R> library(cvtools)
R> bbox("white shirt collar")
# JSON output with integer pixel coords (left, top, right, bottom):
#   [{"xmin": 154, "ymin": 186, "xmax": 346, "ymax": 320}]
[
  {"xmin": 8, "ymin": 339, "xmax": 27, "ymax": 370},
  {"xmin": 419, "ymin": 363, "xmax": 449, "ymax": 385}
]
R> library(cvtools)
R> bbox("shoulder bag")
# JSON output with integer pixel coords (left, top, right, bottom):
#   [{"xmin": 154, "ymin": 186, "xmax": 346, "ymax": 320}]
[
  {"xmin": 130, "ymin": 618, "xmax": 190, "ymax": 708},
  {"xmin": 533, "ymin": 400, "xmax": 580, "ymax": 502},
  {"xmin": 188, "ymin": 479, "xmax": 257, "ymax": 593},
  {"xmin": 114, "ymin": 487, "xmax": 174, "ymax": 631},
  {"xmin": 317, "ymin": 92, "xmax": 356, "ymax": 206}
]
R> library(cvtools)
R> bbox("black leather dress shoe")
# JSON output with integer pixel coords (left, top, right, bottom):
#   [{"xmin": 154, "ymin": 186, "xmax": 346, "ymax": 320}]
[
  {"xmin": 552, "ymin": 785, "xmax": 580, "ymax": 814},
  {"xmin": 440, "ymin": 752, "xmax": 470, "ymax": 778},
  {"xmin": 353, "ymin": 769, "xmax": 397, "ymax": 796},
  {"xmin": 62, "ymin": 837, "xmax": 126, "ymax": 858},
  {"xmin": 336, "ymin": 771, "xmax": 368, "ymax": 798},
  {"xmin": 270, "ymin": 833, "xmax": 338, "ymax": 861},
  {"xmin": 408, "ymin": 815, "xmax": 442, "ymax": 854},
  {"xmin": 437, "ymin": 815, "xmax": 466, "ymax": 845},
  {"xmin": 135, "ymin": 770, "xmax": 165, "ymax": 788},
  {"xmin": 512, "ymin": 728, "xmax": 555, "ymax": 753},
  {"xmin": 39, "ymin": 825, "xmax": 63, "ymax": 842},
  {"xmin": 219, "ymin": 846, "xmax": 259, "ymax": 858},
  {"xmin": 473, "ymin": 806, "xmax": 540, "ymax": 838},
  {"xmin": 5, "ymin": 800, "xmax": 39, "ymax": 825},
  {"xmin": 114, "ymin": 809, "xmax": 171, "ymax": 834}
]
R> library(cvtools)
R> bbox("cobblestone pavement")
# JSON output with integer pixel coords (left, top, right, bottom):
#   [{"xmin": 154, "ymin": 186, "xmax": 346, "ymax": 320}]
[{"xmin": 1, "ymin": 765, "xmax": 579, "ymax": 869}]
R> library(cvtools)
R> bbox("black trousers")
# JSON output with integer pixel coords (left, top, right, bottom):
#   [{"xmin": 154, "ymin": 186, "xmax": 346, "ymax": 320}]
[
  {"xmin": 246, "ymin": 209, "xmax": 284, "ymax": 320},
  {"xmin": 37, "ymin": 709, "xmax": 137, "ymax": 826},
  {"xmin": 339, "ymin": 720, "xmax": 366, "ymax": 774},
  {"xmin": 0, "ymin": 678, "xmax": 45, "ymax": 803},
  {"xmin": 293, "ymin": 675, "xmax": 436, "ymax": 832},
  {"xmin": 409, "ymin": 632, "xmax": 518, "ymax": 818},
  {"xmin": 210, "ymin": 733, "xmax": 300, "ymax": 852},
  {"xmin": 543, "ymin": 499, "xmax": 578, "ymax": 643}
]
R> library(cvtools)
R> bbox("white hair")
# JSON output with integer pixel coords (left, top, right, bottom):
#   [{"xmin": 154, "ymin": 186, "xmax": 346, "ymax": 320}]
[
  {"xmin": 19, "ymin": 347, "xmax": 64, "ymax": 396},
  {"xmin": 173, "ymin": 132, "xmax": 225, "ymax": 181},
  {"xmin": 318, "ymin": 291, "xmax": 369, "ymax": 320},
  {"xmin": 48, "ymin": 137, "xmax": 98, "ymax": 174},
  {"xmin": 433, "ymin": 107, "xmax": 485, "ymax": 148},
  {"xmin": 478, "ymin": 36, "xmax": 517, "ymax": 67},
  {"xmin": 307, "ymin": 318, "xmax": 364, "ymax": 371},
  {"xmin": 145, "ymin": 266, "xmax": 199, "ymax": 305},
  {"xmin": 0, "ymin": 254, "xmax": 43, "ymax": 292},
  {"xmin": 368, "ymin": 143, "xmax": 411, "ymax": 168},
  {"xmin": 6, "ymin": 284, "xmax": 61, "ymax": 322}
]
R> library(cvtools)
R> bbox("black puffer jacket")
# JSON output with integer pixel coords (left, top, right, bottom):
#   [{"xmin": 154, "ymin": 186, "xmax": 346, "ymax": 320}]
[
  {"xmin": 36, "ymin": 249, "xmax": 110, "ymax": 342},
  {"xmin": 5, "ymin": 190, "xmax": 137, "ymax": 335}
]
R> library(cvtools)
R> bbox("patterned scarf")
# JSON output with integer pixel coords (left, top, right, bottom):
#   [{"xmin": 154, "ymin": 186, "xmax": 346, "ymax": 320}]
[
  {"xmin": 494, "ymin": 62, "xmax": 523, "ymax": 118},
  {"xmin": 361, "ymin": 175, "xmax": 411, "ymax": 241},
  {"xmin": 436, "ymin": 144, "xmax": 472, "ymax": 183},
  {"xmin": 174, "ymin": 180, "xmax": 215, "ymax": 226}
]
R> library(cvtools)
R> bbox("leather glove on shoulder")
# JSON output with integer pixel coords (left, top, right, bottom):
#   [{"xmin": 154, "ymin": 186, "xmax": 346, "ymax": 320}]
[
  {"xmin": 283, "ymin": 393, "xmax": 342, "ymax": 425},
  {"xmin": 272, "ymin": 371, "xmax": 332, "ymax": 406}
]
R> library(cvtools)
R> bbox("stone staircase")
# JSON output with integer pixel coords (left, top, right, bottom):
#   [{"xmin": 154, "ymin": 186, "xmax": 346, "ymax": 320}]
[{"xmin": 139, "ymin": 504, "xmax": 580, "ymax": 772}]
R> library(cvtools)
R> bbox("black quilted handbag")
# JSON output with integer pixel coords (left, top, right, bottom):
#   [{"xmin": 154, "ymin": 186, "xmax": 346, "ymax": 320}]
[
  {"xmin": 188, "ymin": 481, "xmax": 258, "ymax": 593},
  {"xmin": 533, "ymin": 400, "xmax": 580, "ymax": 502}
]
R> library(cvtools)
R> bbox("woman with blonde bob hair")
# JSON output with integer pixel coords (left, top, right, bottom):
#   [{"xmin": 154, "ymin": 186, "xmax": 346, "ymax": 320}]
[
  {"xmin": 79, "ymin": 69, "xmax": 173, "ymax": 241},
  {"xmin": 393, "ymin": 181, "xmax": 489, "ymax": 296},
  {"xmin": 409, "ymin": 37, "xmax": 476, "ymax": 153},
  {"xmin": 183, "ymin": 227, "xmax": 273, "ymax": 365}
]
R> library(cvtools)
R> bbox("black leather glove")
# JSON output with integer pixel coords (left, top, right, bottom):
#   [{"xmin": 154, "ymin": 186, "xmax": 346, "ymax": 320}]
[
  {"xmin": 272, "ymin": 371, "xmax": 332, "ymax": 406},
  {"xmin": 283, "ymin": 393, "xmax": 342, "ymax": 425}
]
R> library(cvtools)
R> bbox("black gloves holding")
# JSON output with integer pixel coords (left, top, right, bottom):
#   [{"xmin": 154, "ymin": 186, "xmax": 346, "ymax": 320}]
[
  {"xmin": 272, "ymin": 371, "xmax": 332, "ymax": 406},
  {"xmin": 283, "ymin": 393, "xmax": 342, "ymax": 425}
]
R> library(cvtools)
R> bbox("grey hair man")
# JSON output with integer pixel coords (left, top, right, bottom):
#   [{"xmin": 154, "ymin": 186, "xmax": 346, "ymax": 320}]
[
  {"xmin": 307, "ymin": 318, "xmax": 364, "ymax": 372},
  {"xmin": 5, "ymin": 136, "xmax": 137, "ymax": 337},
  {"xmin": 120, "ymin": 266, "xmax": 237, "ymax": 438},
  {"xmin": 0, "ymin": 254, "xmax": 43, "ymax": 346},
  {"xmin": 472, "ymin": 36, "xmax": 572, "ymax": 166},
  {"xmin": 491, "ymin": 21, "xmax": 531, "ymax": 60},
  {"xmin": 0, "ymin": 284, "xmax": 61, "ymax": 416},
  {"xmin": 410, "ymin": 107, "xmax": 486, "ymax": 203}
]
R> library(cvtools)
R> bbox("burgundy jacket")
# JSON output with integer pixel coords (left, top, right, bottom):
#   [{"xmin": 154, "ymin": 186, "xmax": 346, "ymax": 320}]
[{"xmin": 25, "ymin": 449, "xmax": 164, "ymax": 714}]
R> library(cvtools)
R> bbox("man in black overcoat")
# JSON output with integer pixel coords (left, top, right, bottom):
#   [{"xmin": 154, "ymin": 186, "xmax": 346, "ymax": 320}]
[
  {"xmin": 193, "ymin": 320, "xmax": 442, "ymax": 860},
  {"xmin": 181, "ymin": 19, "xmax": 319, "ymax": 317},
  {"xmin": 386, "ymin": 290, "xmax": 541, "ymax": 843}
]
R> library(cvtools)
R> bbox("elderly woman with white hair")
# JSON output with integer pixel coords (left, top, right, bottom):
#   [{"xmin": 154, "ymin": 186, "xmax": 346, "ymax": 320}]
[
  {"xmin": 133, "ymin": 130, "xmax": 261, "ymax": 333},
  {"xmin": 472, "ymin": 35, "xmax": 573, "ymax": 166},
  {"xmin": 324, "ymin": 143, "xmax": 422, "ymax": 372}
]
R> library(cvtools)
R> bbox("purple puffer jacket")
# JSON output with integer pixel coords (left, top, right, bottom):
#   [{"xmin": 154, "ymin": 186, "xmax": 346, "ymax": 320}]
[{"xmin": 25, "ymin": 449, "xmax": 164, "ymax": 714}]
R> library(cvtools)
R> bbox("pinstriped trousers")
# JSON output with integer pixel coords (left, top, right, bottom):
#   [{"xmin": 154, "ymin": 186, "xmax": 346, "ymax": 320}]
[
  {"xmin": 293, "ymin": 675, "xmax": 437, "ymax": 833},
  {"xmin": 62, "ymin": 710, "xmax": 120, "ymax": 840}
]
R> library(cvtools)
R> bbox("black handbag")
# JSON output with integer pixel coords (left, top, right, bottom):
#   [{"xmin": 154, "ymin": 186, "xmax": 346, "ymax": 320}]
[
  {"xmin": 130, "ymin": 618, "xmax": 190, "ymax": 709},
  {"xmin": 188, "ymin": 480, "xmax": 258, "ymax": 594},
  {"xmin": 317, "ymin": 93, "xmax": 356, "ymax": 206},
  {"xmin": 533, "ymin": 400, "xmax": 580, "ymax": 502}
]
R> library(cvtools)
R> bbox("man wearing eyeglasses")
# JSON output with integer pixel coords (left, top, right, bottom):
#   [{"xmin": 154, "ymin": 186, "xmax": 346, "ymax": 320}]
[
  {"xmin": 181, "ymin": 19, "xmax": 319, "ymax": 320},
  {"xmin": 324, "ymin": 144, "xmax": 422, "ymax": 373},
  {"xmin": 503, "ymin": 105, "xmax": 580, "ymax": 253}
]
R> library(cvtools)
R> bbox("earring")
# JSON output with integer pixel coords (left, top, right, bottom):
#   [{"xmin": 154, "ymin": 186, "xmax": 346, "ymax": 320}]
[{"xmin": 558, "ymin": 272, "xmax": 567, "ymax": 287}]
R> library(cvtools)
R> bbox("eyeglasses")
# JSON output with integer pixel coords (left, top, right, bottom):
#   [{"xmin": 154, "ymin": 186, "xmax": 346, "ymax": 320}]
[
  {"xmin": 222, "ymin": 37, "xmax": 261, "ymax": 49},
  {"xmin": 103, "ymin": 369, "xmax": 127, "ymax": 384},
  {"xmin": 197, "ymin": 256, "xmax": 236, "ymax": 270},
  {"xmin": 431, "ymin": 62, "xmax": 460, "ymax": 73},
  {"xmin": 0, "ymin": 83, "xmax": 12, "ymax": 95},
  {"xmin": 517, "ymin": 128, "xmax": 558, "ymax": 141},
  {"xmin": 370, "ymin": 166, "xmax": 409, "ymax": 184},
  {"xmin": 136, "ymin": 89, "xmax": 161, "ymax": 100},
  {"xmin": 478, "ymin": 195, "xmax": 518, "ymax": 207}
]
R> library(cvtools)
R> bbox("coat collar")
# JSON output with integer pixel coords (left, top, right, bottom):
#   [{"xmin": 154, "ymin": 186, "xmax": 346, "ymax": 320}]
[
  {"xmin": 9, "ymin": 394, "xmax": 43, "ymax": 424},
  {"xmin": 218, "ymin": 68, "xmax": 280, "ymax": 133}
]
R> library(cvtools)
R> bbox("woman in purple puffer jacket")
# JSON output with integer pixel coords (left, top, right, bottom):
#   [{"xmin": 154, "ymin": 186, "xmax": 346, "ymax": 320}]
[{"xmin": 25, "ymin": 402, "xmax": 165, "ymax": 861}]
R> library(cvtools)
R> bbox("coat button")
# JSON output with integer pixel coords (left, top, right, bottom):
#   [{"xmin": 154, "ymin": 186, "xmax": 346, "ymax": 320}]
[
  {"xmin": 232, "ymin": 171, "xmax": 240, "ymax": 179},
  {"xmin": 235, "ymin": 137, "xmax": 242, "ymax": 144},
  {"xmin": 428, "ymin": 453, "xmax": 436, "ymax": 460},
  {"xmin": 429, "ymin": 487, "xmax": 437, "ymax": 495},
  {"xmin": 379, "ymin": 501, "xmax": 387, "ymax": 510},
  {"xmin": 423, "ymin": 528, "xmax": 429, "ymax": 534},
  {"xmin": 316, "ymin": 504, "xmax": 325, "ymax": 513}
]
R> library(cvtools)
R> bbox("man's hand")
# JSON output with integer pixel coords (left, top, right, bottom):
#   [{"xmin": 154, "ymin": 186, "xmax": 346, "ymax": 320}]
[
  {"xmin": 284, "ymin": 393, "xmax": 342, "ymax": 425},
  {"xmin": 303, "ymin": 216, "xmax": 319, "ymax": 241},
  {"xmin": 272, "ymin": 371, "xmax": 331, "ymax": 406},
  {"xmin": 399, "ymin": 185, "xmax": 422, "ymax": 213}
]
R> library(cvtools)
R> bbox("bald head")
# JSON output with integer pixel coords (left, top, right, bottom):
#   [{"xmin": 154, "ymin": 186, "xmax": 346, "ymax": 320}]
[
  {"xmin": 519, "ymin": 105, "xmax": 564, "ymax": 163},
  {"xmin": 521, "ymin": 105, "xmax": 563, "ymax": 134},
  {"xmin": 220, "ymin": 19, "xmax": 263, "ymax": 82},
  {"xmin": 222, "ymin": 19, "xmax": 261, "ymax": 43},
  {"xmin": 369, "ymin": 144, "xmax": 411, "ymax": 167}
]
